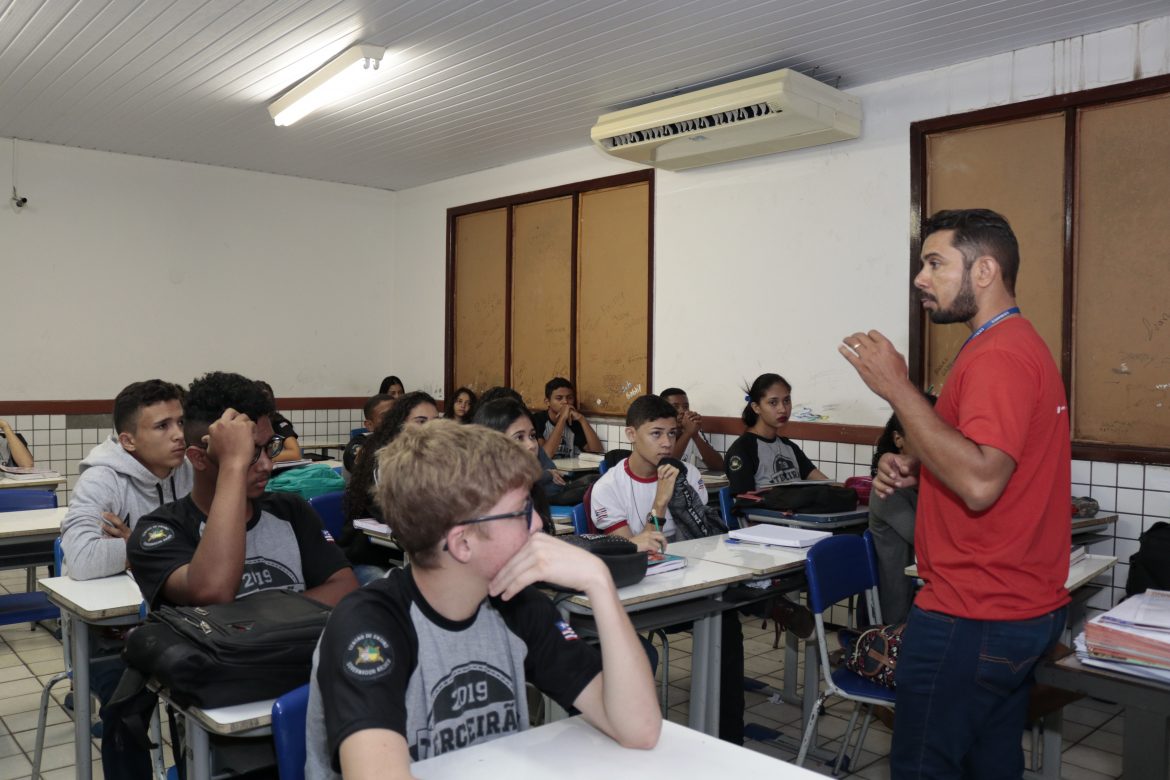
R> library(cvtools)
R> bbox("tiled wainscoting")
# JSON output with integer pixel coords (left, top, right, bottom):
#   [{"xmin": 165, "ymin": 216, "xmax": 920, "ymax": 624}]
[{"xmin": 12, "ymin": 410, "xmax": 1155, "ymax": 614}]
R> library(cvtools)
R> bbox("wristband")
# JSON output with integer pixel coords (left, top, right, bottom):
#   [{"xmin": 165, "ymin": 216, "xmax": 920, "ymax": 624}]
[{"xmin": 646, "ymin": 513, "xmax": 665, "ymax": 532}]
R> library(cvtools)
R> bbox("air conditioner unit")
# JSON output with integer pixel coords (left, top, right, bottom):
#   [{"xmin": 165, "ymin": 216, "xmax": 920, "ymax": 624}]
[{"xmin": 591, "ymin": 68, "xmax": 861, "ymax": 171}]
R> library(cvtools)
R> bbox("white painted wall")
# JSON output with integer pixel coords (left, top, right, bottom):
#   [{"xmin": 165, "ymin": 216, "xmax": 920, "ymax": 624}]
[
  {"xmin": 392, "ymin": 15, "xmax": 1170, "ymax": 425},
  {"xmin": 0, "ymin": 140, "xmax": 396, "ymax": 399}
]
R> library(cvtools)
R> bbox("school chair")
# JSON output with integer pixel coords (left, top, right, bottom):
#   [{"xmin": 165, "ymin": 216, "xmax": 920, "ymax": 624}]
[
  {"xmin": 0, "ymin": 489, "xmax": 59, "ymax": 627},
  {"xmin": 349, "ymin": 427, "xmax": 366, "ymax": 438},
  {"xmin": 307, "ymin": 490, "xmax": 346, "ymax": 540},
  {"xmin": 272, "ymin": 683, "xmax": 312, "ymax": 780},
  {"xmin": 718, "ymin": 486, "xmax": 738, "ymax": 530},
  {"xmin": 570, "ymin": 504, "xmax": 587, "ymax": 535},
  {"xmin": 796, "ymin": 534, "xmax": 894, "ymax": 775},
  {"xmin": 0, "ymin": 487, "xmax": 58, "ymax": 511}
]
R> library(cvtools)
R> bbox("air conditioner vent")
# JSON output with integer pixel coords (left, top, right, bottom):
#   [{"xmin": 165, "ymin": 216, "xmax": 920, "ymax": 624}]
[{"xmin": 603, "ymin": 102, "xmax": 777, "ymax": 149}]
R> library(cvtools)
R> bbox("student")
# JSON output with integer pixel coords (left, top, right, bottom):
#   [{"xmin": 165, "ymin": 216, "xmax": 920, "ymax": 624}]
[
  {"xmin": 532, "ymin": 377, "xmax": 603, "ymax": 459},
  {"xmin": 471, "ymin": 397, "xmax": 560, "ymax": 531},
  {"xmin": 61, "ymin": 379, "xmax": 193, "ymax": 580},
  {"xmin": 0, "ymin": 418, "xmax": 33, "ymax": 467},
  {"xmin": 659, "ymin": 387, "xmax": 724, "ymax": 471},
  {"xmin": 475, "ymin": 387, "xmax": 568, "ymax": 498},
  {"xmin": 127, "ymin": 371, "xmax": 358, "ymax": 610},
  {"xmin": 59, "ymin": 379, "xmax": 194, "ymax": 780},
  {"xmin": 341, "ymin": 391, "xmax": 440, "ymax": 583},
  {"xmin": 725, "ymin": 373, "xmax": 828, "ymax": 496},
  {"xmin": 378, "ymin": 375, "xmax": 405, "ymax": 403},
  {"xmin": 305, "ymin": 420, "xmax": 660, "ymax": 778},
  {"xmin": 342, "ymin": 393, "xmax": 395, "ymax": 473},
  {"xmin": 444, "ymin": 386, "xmax": 476, "ymax": 423},
  {"xmin": 867, "ymin": 398, "xmax": 934, "ymax": 625},
  {"xmin": 256, "ymin": 380, "xmax": 304, "ymax": 462}
]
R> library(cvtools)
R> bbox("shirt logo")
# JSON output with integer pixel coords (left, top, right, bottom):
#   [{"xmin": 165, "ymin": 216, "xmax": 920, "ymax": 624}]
[
  {"xmin": 728, "ymin": 455, "xmax": 743, "ymax": 472},
  {"xmin": 344, "ymin": 632, "xmax": 393, "ymax": 679},
  {"xmin": 140, "ymin": 525, "xmax": 175, "ymax": 549},
  {"xmin": 555, "ymin": 619, "xmax": 579, "ymax": 641},
  {"xmin": 1056, "ymin": 405, "xmax": 1067, "ymax": 415}
]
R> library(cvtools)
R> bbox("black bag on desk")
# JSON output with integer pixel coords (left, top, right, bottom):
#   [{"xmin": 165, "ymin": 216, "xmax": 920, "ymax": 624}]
[
  {"xmin": 121, "ymin": 589, "xmax": 331, "ymax": 708},
  {"xmin": 1126, "ymin": 521, "xmax": 1170, "ymax": 597},
  {"xmin": 756, "ymin": 483, "xmax": 858, "ymax": 515}
]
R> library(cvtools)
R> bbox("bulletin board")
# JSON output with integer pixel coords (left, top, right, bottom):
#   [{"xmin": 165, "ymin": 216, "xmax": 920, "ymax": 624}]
[{"xmin": 452, "ymin": 208, "xmax": 507, "ymax": 392}]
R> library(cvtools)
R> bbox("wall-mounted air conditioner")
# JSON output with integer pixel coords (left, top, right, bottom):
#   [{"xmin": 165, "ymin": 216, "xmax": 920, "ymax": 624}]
[{"xmin": 591, "ymin": 68, "xmax": 861, "ymax": 171}]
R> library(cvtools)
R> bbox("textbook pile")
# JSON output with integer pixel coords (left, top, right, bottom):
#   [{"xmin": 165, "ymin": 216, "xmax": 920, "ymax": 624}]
[{"xmin": 1080, "ymin": 589, "xmax": 1170, "ymax": 683}]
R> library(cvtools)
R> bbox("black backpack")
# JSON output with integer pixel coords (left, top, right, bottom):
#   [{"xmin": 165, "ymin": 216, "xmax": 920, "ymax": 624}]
[
  {"xmin": 1126, "ymin": 521, "xmax": 1170, "ymax": 597},
  {"xmin": 734, "ymin": 483, "xmax": 858, "ymax": 515}
]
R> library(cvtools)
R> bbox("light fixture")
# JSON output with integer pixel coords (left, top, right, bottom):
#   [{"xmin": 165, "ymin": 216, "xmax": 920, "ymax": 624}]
[{"xmin": 268, "ymin": 44, "xmax": 386, "ymax": 126}]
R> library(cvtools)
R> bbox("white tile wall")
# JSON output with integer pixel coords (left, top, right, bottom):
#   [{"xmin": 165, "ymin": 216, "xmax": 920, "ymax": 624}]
[
  {"xmin": 586, "ymin": 417, "xmax": 1156, "ymax": 617},
  {"xmin": 16, "ymin": 408, "xmax": 364, "ymax": 505}
]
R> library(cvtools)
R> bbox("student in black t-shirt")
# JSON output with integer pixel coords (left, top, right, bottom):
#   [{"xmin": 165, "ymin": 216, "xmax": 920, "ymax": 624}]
[
  {"xmin": 725, "ymin": 373, "xmax": 828, "ymax": 496},
  {"xmin": 256, "ymin": 380, "xmax": 303, "ymax": 463},
  {"xmin": 305, "ymin": 420, "xmax": 660, "ymax": 779},
  {"xmin": 532, "ymin": 377, "xmax": 603, "ymax": 460},
  {"xmin": 127, "ymin": 371, "xmax": 358, "ymax": 610},
  {"xmin": 342, "ymin": 393, "xmax": 396, "ymax": 473}
]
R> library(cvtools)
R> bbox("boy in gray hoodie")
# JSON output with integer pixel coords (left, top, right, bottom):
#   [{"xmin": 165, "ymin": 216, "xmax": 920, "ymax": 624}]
[{"xmin": 61, "ymin": 379, "xmax": 193, "ymax": 580}]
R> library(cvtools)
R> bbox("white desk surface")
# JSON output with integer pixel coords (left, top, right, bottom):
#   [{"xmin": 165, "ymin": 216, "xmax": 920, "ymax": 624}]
[
  {"xmin": 553, "ymin": 457, "xmax": 601, "ymax": 473},
  {"xmin": 413, "ymin": 716, "xmax": 817, "ymax": 779},
  {"xmin": 184, "ymin": 697, "xmax": 275, "ymax": 736},
  {"xmin": 671, "ymin": 534, "xmax": 808, "ymax": 577},
  {"xmin": 0, "ymin": 506, "xmax": 66, "ymax": 539},
  {"xmin": 0, "ymin": 475, "xmax": 65, "ymax": 489},
  {"xmin": 904, "ymin": 554, "xmax": 1117, "ymax": 592},
  {"xmin": 298, "ymin": 439, "xmax": 348, "ymax": 451},
  {"xmin": 566, "ymin": 555, "xmax": 750, "ymax": 610},
  {"xmin": 39, "ymin": 573, "xmax": 143, "ymax": 620},
  {"xmin": 700, "ymin": 470, "xmax": 730, "ymax": 489}
]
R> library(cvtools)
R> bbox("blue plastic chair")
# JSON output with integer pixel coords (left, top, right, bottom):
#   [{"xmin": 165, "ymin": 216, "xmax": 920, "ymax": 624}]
[
  {"xmin": 796, "ymin": 535, "xmax": 894, "ymax": 774},
  {"xmin": 349, "ymin": 427, "xmax": 366, "ymax": 438},
  {"xmin": 597, "ymin": 460, "xmax": 608, "ymax": 475},
  {"xmin": 570, "ymin": 504, "xmax": 588, "ymax": 535},
  {"xmin": 0, "ymin": 490, "xmax": 59, "ymax": 626},
  {"xmin": 308, "ymin": 490, "xmax": 346, "ymax": 540},
  {"xmin": 0, "ymin": 488, "xmax": 57, "ymax": 511},
  {"xmin": 718, "ymin": 486, "xmax": 738, "ymax": 530},
  {"xmin": 272, "ymin": 683, "xmax": 311, "ymax": 780}
]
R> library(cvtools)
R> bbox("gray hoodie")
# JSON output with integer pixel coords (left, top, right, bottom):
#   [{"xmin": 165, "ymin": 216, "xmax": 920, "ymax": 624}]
[{"xmin": 60, "ymin": 436, "xmax": 194, "ymax": 580}]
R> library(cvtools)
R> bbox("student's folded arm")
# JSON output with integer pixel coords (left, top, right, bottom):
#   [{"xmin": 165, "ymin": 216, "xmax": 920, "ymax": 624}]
[
  {"xmin": 304, "ymin": 568, "xmax": 359, "ymax": 607},
  {"xmin": 540, "ymin": 413, "xmax": 569, "ymax": 459},
  {"xmin": 695, "ymin": 437, "xmax": 724, "ymax": 471},
  {"xmin": 272, "ymin": 435, "xmax": 302, "ymax": 462},
  {"xmin": 59, "ymin": 473, "xmax": 128, "ymax": 580},
  {"xmin": 173, "ymin": 469, "xmax": 250, "ymax": 604},
  {"xmin": 579, "ymin": 417, "xmax": 604, "ymax": 454},
  {"xmin": 339, "ymin": 729, "xmax": 415, "ymax": 780}
]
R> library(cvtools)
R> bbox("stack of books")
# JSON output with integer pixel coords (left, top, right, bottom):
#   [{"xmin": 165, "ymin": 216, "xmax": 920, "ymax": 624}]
[
  {"xmin": 1080, "ymin": 589, "xmax": 1170, "ymax": 682},
  {"xmin": 0, "ymin": 465, "xmax": 60, "ymax": 480}
]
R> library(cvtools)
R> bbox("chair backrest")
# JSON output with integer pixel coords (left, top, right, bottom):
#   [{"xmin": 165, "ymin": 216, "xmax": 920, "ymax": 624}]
[
  {"xmin": 349, "ymin": 427, "xmax": 366, "ymax": 438},
  {"xmin": 805, "ymin": 535, "xmax": 879, "ymax": 616},
  {"xmin": 718, "ymin": 486, "xmax": 738, "ymax": 530},
  {"xmin": 570, "ymin": 504, "xmax": 587, "ymax": 535},
  {"xmin": 307, "ymin": 490, "xmax": 346, "ymax": 540},
  {"xmin": 271, "ymin": 683, "xmax": 311, "ymax": 780},
  {"xmin": 582, "ymin": 484, "xmax": 600, "ymax": 534},
  {"xmin": 0, "ymin": 488, "xmax": 57, "ymax": 512},
  {"xmin": 597, "ymin": 460, "xmax": 609, "ymax": 476}
]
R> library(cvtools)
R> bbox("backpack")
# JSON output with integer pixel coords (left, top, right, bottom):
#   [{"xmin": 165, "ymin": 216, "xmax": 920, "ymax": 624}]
[
  {"xmin": 1126, "ymin": 521, "xmax": 1170, "ymax": 597},
  {"xmin": 662, "ymin": 458, "xmax": 727, "ymax": 540},
  {"xmin": 842, "ymin": 622, "xmax": 905, "ymax": 688},
  {"xmin": 266, "ymin": 463, "xmax": 346, "ymax": 500},
  {"xmin": 120, "ymin": 590, "xmax": 331, "ymax": 708},
  {"xmin": 733, "ymin": 483, "xmax": 858, "ymax": 515}
]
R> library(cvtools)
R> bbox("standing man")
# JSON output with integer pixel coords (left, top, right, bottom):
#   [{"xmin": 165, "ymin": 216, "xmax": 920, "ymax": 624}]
[{"xmin": 839, "ymin": 209, "xmax": 1070, "ymax": 778}]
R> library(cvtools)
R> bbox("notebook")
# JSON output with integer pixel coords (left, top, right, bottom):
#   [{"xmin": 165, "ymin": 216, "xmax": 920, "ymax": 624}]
[{"xmin": 727, "ymin": 525, "xmax": 831, "ymax": 548}]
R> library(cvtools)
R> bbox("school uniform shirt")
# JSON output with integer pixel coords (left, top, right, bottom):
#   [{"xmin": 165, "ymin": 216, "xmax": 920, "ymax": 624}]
[
  {"xmin": 271, "ymin": 411, "xmax": 299, "ymax": 441},
  {"xmin": 304, "ymin": 567, "xmax": 602, "ymax": 777},
  {"xmin": 725, "ymin": 433, "xmax": 817, "ymax": 495},
  {"xmin": 680, "ymin": 437, "xmax": 702, "ymax": 469},
  {"xmin": 590, "ymin": 458, "xmax": 708, "ymax": 539},
  {"xmin": 531, "ymin": 411, "xmax": 587, "ymax": 459},
  {"xmin": 127, "ymin": 492, "xmax": 350, "ymax": 609}
]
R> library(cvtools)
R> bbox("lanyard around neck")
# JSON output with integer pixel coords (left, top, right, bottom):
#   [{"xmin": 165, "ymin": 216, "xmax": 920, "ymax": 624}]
[{"xmin": 956, "ymin": 306, "xmax": 1019, "ymax": 357}]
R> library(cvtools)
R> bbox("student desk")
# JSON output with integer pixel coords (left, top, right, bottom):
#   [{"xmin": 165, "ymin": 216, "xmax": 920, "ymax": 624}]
[
  {"xmin": 1035, "ymin": 652, "xmax": 1170, "ymax": 780},
  {"xmin": 0, "ymin": 474, "xmax": 65, "ymax": 490},
  {"xmin": 39, "ymin": 573, "xmax": 145, "ymax": 780},
  {"xmin": 741, "ymin": 507, "xmax": 869, "ymax": 531},
  {"xmin": 700, "ymin": 470, "xmax": 730, "ymax": 490},
  {"xmin": 297, "ymin": 438, "xmax": 348, "ymax": 456},
  {"xmin": 156, "ymin": 692, "xmax": 276, "ymax": 780},
  {"xmin": 412, "ymin": 715, "xmax": 819, "ymax": 778},
  {"xmin": 559, "ymin": 553, "xmax": 753, "ymax": 736},
  {"xmin": 553, "ymin": 457, "xmax": 601, "ymax": 473},
  {"xmin": 904, "ymin": 554, "xmax": 1117, "ymax": 590},
  {"xmin": 1, "ymin": 505, "xmax": 66, "ymax": 590}
]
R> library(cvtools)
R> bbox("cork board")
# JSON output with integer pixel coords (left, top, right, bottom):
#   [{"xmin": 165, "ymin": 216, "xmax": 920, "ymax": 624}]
[
  {"xmin": 924, "ymin": 113, "xmax": 1066, "ymax": 392},
  {"xmin": 452, "ymin": 208, "xmax": 507, "ymax": 392},
  {"xmin": 576, "ymin": 182, "xmax": 650, "ymax": 415},
  {"xmin": 511, "ymin": 197, "xmax": 573, "ymax": 405},
  {"xmin": 1073, "ymin": 92, "xmax": 1170, "ymax": 447}
]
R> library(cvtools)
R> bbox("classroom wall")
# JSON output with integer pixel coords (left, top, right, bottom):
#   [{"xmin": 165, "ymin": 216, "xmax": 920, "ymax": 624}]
[
  {"xmin": 0, "ymin": 139, "xmax": 397, "ymax": 400},
  {"xmin": 392, "ymin": 14, "xmax": 1170, "ymax": 428}
]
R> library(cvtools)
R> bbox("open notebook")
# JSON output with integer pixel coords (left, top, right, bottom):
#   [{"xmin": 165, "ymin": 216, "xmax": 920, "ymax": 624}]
[{"xmin": 728, "ymin": 525, "xmax": 831, "ymax": 548}]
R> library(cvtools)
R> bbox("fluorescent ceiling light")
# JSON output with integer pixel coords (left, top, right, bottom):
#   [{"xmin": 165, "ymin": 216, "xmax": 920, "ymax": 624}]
[{"xmin": 269, "ymin": 44, "xmax": 386, "ymax": 126}]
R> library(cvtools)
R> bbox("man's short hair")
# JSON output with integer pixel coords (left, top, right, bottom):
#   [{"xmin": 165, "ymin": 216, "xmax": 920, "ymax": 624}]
[
  {"xmin": 183, "ymin": 372, "xmax": 274, "ymax": 447},
  {"xmin": 363, "ymin": 393, "xmax": 393, "ymax": 419},
  {"xmin": 374, "ymin": 419, "xmax": 540, "ymax": 569},
  {"xmin": 544, "ymin": 377, "xmax": 573, "ymax": 399},
  {"xmin": 923, "ymin": 208, "xmax": 1020, "ymax": 295},
  {"xmin": 113, "ymin": 380, "xmax": 185, "ymax": 434},
  {"xmin": 626, "ymin": 394, "xmax": 678, "ymax": 428},
  {"xmin": 657, "ymin": 387, "xmax": 686, "ymax": 400},
  {"xmin": 478, "ymin": 386, "xmax": 525, "ymax": 406}
]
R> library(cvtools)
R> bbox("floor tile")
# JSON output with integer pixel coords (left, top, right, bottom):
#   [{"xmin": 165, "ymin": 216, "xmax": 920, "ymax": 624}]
[
  {"xmin": 0, "ymin": 753, "xmax": 31, "ymax": 780},
  {"xmin": 1062, "ymin": 743, "xmax": 1123, "ymax": 776}
]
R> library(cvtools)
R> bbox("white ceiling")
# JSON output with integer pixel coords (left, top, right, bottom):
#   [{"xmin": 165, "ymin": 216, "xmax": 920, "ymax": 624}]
[{"xmin": 1, "ymin": 0, "xmax": 1164, "ymax": 191}]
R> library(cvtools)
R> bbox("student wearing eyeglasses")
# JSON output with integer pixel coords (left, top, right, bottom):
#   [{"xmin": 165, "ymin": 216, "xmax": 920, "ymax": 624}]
[
  {"xmin": 127, "ymin": 371, "xmax": 358, "ymax": 611},
  {"xmin": 305, "ymin": 420, "xmax": 660, "ymax": 779}
]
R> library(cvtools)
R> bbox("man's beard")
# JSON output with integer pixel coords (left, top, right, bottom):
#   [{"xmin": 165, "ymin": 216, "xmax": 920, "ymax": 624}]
[{"xmin": 928, "ymin": 270, "xmax": 978, "ymax": 324}]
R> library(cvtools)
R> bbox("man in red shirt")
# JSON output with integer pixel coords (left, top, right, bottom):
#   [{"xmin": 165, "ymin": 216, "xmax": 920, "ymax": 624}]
[{"xmin": 840, "ymin": 209, "xmax": 1070, "ymax": 778}]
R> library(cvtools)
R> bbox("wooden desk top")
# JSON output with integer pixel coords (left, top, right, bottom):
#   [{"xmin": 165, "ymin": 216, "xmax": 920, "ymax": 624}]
[
  {"xmin": 0, "ymin": 475, "xmax": 65, "ymax": 490},
  {"xmin": 0, "ymin": 506, "xmax": 66, "ymax": 539},
  {"xmin": 413, "ymin": 716, "xmax": 817, "ymax": 778},
  {"xmin": 39, "ymin": 573, "xmax": 143, "ymax": 621}
]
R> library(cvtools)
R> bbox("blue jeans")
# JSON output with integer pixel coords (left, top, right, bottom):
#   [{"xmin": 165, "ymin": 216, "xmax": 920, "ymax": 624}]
[{"xmin": 892, "ymin": 604, "xmax": 1067, "ymax": 779}]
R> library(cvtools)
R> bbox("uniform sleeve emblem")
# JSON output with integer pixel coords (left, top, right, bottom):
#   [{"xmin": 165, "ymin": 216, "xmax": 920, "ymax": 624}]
[
  {"xmin": 344, "ymin": 632, "xmax": 394, "ymax": 679},
  {"xmin": 140, "ymin": 525, "xmax": 175, "ymax": 549},
  {"xmin": 728, "ymin": 455, "xmax": 743, "ymax": 472},
  {"xmin": 554, "ymin": 620, "xmax": 579, "ymax": 641}
]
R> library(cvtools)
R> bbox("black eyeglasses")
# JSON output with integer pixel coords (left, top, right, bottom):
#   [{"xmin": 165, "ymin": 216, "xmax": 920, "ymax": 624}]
[
  {"xmin": 455, "ymin": 498, "xmax": 534, "ymax": 528},
  {"xmin": 193, "ymin": 435, "xmax": 285, "ymax": 464}
]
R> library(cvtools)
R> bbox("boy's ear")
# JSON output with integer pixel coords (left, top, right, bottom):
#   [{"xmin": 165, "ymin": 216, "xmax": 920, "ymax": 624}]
[
  {"xmin": 117, "ymin": 431, "xmax": 136, "ymax": 452},
  {"xmin": 185, "ymin": 445, "xmax": 211, "ymax": 472},
  {"xmin": 444, "ymin": 526, "xmax": 473, "ymax": 563},
  {"xmin": 624, "ymin": 425, "xmax": 636, "ymax": 442}
]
